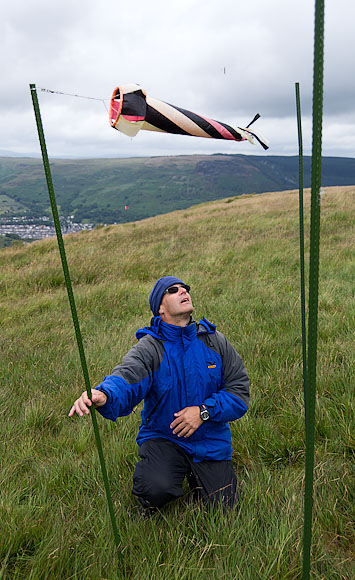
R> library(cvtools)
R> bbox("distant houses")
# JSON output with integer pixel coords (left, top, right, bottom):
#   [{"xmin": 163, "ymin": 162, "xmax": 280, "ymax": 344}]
[{"xmin": 0, "ymin": 215, "xmax": 94, "ymax": 240}]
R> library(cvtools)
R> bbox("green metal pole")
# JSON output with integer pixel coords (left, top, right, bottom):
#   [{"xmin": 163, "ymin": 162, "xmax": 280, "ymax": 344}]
[
  {"xmin": 29, "ymin": 84, "xmax": 122, "ymax": 556},
  {"xmin": 295, "ymin": 82, "xmax": 308, "ymax": 400},
  {"xmin": 302, "ymin": 1, "xmax": 325, "ymax": 579}
]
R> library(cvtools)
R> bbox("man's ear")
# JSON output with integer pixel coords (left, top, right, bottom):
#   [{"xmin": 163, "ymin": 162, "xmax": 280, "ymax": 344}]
[{"xmin": 158, "ymin": 297, "xmax": 165, "ymax": 317}]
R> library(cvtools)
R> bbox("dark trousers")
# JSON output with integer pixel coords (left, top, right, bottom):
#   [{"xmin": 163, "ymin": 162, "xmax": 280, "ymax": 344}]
[{"xmin": 132, "ymin": 438, "xmax": 238, "ymax": 509}]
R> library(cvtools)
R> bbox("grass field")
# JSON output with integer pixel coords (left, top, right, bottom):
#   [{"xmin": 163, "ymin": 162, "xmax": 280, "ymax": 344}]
[{"xmin": 0, "ymin": 185, "xmax": 354, "ymax": 579}]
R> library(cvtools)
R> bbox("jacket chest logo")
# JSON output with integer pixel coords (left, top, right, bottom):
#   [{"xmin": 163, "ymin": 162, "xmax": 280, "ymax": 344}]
[{"xmin": 207, "ymin": 362, "xmax": 217, "ymax": 369}]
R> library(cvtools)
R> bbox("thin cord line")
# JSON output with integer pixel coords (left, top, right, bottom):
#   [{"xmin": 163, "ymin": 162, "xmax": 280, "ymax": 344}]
[{"xmin": 38, "ymin": 87, "xmax": 110, "ymax": 112}]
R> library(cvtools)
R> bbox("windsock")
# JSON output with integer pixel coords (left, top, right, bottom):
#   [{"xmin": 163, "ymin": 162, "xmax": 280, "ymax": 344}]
[{"xmin": 109, "ymin": 84, "xmax": 269, "ymax": 150}]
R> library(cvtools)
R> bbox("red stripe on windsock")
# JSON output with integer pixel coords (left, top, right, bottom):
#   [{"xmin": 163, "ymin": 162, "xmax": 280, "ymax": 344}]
[
  {"xmin": 122, "ymin": 115, "xmax": 145, "ymax": 122},
  {"xmin": 200, "ymin": 115, "xmax": 243, "ymax": 141}
]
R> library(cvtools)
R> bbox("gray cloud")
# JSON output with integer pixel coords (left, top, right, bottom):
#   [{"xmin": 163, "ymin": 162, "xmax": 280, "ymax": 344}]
[{"xmin": 1, "ymin": 0, "xmax": 354, "ymax": 158}]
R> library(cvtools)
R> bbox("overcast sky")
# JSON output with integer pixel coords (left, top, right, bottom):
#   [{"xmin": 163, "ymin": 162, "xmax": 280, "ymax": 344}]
[{"xmin": 1, "ymin": 0, "xmax": 354, "ymax": 159}]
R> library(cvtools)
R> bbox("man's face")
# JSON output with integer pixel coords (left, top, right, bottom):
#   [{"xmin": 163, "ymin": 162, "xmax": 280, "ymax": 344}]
[{"xmin": 159, "ymin": 284, "xmax": 194, "ymax": 322}]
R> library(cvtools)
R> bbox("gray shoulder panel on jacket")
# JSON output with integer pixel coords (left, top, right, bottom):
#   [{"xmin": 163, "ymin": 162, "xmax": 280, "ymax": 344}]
[{"xmin": 111, "ymin": 334, "xmax": 164, "ymax": 385}]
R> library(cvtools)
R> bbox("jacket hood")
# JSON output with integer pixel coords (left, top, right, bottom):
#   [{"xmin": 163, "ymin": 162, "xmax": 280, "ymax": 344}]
[{"xmin": 136, "ymin": 316, "xmax": 216, "ymax": 342}]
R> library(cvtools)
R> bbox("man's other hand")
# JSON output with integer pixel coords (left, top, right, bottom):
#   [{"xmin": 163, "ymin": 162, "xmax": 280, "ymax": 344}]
[{"xmin": 170, "ymin": 406, "xmax": 203, "ymax": 438}]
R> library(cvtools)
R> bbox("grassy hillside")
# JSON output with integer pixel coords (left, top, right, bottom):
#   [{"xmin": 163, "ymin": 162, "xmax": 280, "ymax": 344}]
[
  {"xmin": 1, "ymin": 154, "xmax": 355, "ymax": 224},
  {"xmin": 0, "ymin": 186, "xmax": 354, "ymax": 579},
  {"xmin": 0, "ymin": 234, "xmax": 25, "ymax": 249}
]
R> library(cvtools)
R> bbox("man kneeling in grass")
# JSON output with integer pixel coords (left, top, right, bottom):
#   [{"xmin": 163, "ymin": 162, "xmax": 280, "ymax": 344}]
[{"xmin": 69, "ymin": 276, "xmax": 250, "ymax": 514}]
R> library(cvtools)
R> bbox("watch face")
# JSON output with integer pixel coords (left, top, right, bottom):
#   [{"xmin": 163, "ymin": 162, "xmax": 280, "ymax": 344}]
[{"xmin": 200, "ymin": 409, "xmax": 209, "ymax": 421}]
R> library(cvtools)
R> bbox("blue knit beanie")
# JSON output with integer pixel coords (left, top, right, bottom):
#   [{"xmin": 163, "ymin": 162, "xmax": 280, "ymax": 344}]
[{"xmin": 149, "ymin": 276, "xmax": 185, "ymax": 316}]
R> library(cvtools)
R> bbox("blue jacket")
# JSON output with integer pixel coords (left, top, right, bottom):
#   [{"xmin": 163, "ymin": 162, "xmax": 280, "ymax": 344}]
[{"xmin": 96, "ymin": 317, "xmax": 250, "ymax": 462}]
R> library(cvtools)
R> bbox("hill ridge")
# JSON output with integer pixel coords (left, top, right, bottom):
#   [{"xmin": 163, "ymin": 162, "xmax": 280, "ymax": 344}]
[{"xmin": 0, "ymin": 154, "xmax": 354, "ymax": 228}]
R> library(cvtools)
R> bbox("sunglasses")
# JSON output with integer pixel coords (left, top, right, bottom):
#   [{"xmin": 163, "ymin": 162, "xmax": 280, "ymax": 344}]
[{"xmin": 164, "ymin": 284, "xmax": 190, "ymax": 295}]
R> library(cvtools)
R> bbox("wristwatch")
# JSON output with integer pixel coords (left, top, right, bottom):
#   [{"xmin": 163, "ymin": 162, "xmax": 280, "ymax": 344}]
[{"xmin": 199, "ymin": 404, "xmax": 210, "ymax": 421}]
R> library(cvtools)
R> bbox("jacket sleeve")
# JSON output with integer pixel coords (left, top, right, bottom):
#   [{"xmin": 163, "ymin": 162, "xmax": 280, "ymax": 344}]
[
  {"xmin": 94, "ymin": 336, "xmax": 162, "ymax": 422},
  {"xmin": 202, "ymin": 331, "xmax": 250, "ymax": 423}
]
